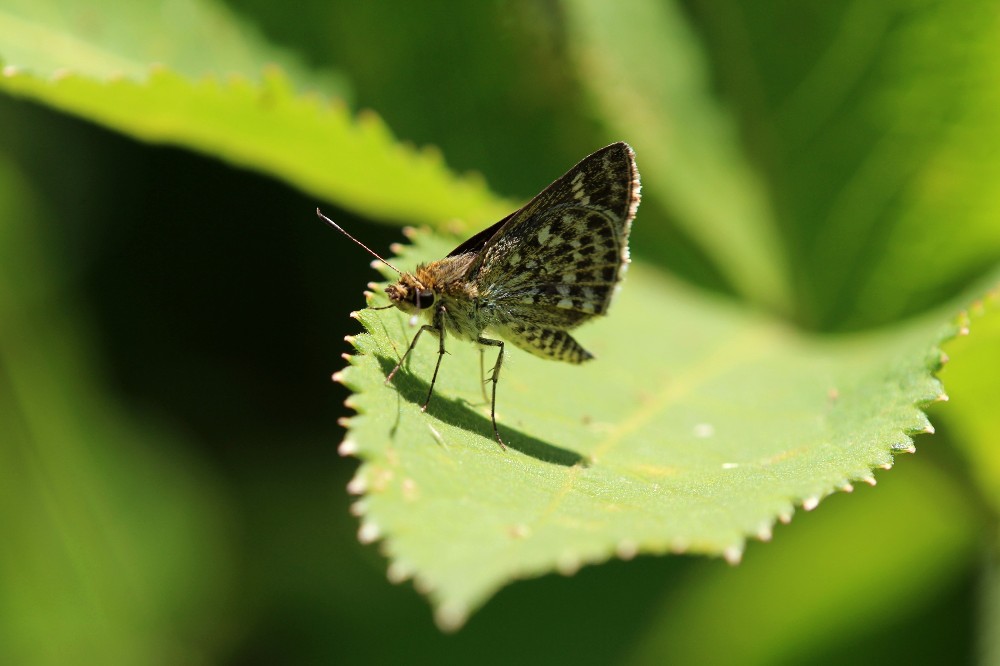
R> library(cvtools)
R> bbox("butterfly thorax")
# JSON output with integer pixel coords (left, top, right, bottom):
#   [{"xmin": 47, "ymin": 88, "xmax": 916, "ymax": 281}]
[{"xmin": 385, "ymin": 253, "xmax": 485, "ymax": 340}]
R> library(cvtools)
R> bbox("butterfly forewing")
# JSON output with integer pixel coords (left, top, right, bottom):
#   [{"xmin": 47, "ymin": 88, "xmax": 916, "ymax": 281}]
[
  {"xmin": 469, "ymin": 142, "xmax": 639, "ymax": 324},
  {"xmin": 478, "ymin": 205, "xmax": 622, "ymax": 313}
]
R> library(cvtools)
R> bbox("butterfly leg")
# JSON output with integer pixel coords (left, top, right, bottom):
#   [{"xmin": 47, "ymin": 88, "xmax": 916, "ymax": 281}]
[
  {"xmin": 386, "ymin": 322, "xmax": 437, "ymax": 384},
  {"xmin": 420, "ymin": 308, "xmax": 448, "ymax": 413},
  {"xmin": 478, "ymin": 348, "xmax": 490, "ymax": 402},
  {"xmin": 477, "ymin": 336, "xmax": 506, "ymax": 450}
]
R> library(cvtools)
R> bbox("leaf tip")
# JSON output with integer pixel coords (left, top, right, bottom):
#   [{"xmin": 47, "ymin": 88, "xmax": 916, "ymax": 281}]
[
  {"xmin": 346, "ymin": 474, "xmax": 367, "ymax": 495},
  {"xmin": 616, "ymin": 539, "xmax": 639, "ymax": 560},
  {"xmin": 723, "ymin": 545, "xmax": 743, "ymax": 565},
  {"xmin": 356, "ymin": 106, "xmax": 386, "ymax": 130},
  {"xmin": 349, "ymin": 500, "xmax": 367, "ymax": 517},
  {"xmin": 338, "ymin": 438, "xmax": 360, "ymax": 457},
  {"xmin": 802, "ymin": 496, "xmax": 820, "ymax": 512},
  {"xmin": 419, "ymin": 142, "xmax": 444, "ymax": 165},
  {"xmin": 412, "ymin": 574, "xmax": 434, "ymax": 596},
  {"xmin": 358, "ymin": 520, "xmax": 381, "ymax": 544},
  {"xmin": 556, "ymin": 552, "xmax": 582, "ymax": 576},
  {"xmin": 387, "ymin": 560, "xmax": 414, "ymax": 584},
  {"xmin": 434, "ymin": 601, "xmax": 470, "ymax": 633},
  {"xmin": 755, "ymin": 523, "xmax": 773, "ymax": 542}
]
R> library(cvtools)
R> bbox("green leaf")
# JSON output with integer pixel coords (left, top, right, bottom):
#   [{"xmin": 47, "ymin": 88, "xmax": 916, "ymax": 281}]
[
  {"xmin": 8, "ymin": 0, "xmax": 998, "ymax": 645},
  {"xmin": 0, "ymin": 1, "xmax": 514, "ymax": 230},
  {"xmin": 335, "ymin": 230, "xmax": 972, "ymax": 630},
  {"xmin": 671, "ymin": 0, "xmax": 1000, "ymax": 329},
  {"xmin": 564, "ymin": 0, "xmax": 793, "ymax": 314},
  {"xmin": 935, "ymin": 288, "xmax": 1000, "ymax": 510},
  {"xmin": 0, "ymin": 0, "xmax": 345, "ymax": 89},
  {"xmin": 565, "ymin": 0, "xmax": 1000, "ymax": 329},
  {"xmin": 0, "ymin": 66, "xmax": 511, "ymax": 230},
  {"xmin": 933, "ymin": 289, "xmax": 1000, "ymax": 663}
]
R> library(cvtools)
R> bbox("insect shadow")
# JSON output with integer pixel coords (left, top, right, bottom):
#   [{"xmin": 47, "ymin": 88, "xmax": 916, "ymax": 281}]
[{"xmin": 374, "ymin": 355, "xmax": 587, "ymax": 468}]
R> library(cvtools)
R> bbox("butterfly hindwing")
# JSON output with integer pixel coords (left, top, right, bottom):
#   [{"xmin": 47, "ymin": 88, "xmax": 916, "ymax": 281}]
[{"xmin": 497, "ymin": 322, "xmax": 594, "ymax": 364}]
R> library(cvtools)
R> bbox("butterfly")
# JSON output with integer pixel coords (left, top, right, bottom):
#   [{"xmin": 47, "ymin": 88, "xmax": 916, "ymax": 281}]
[{"xmin": 319, "ymin": 141, "xmax": 640, "ymax": 448}]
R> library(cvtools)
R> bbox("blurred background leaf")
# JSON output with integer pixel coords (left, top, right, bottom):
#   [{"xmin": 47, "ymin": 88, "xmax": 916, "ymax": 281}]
[
  {"xmin": 0, "ymin": 156, "xmax": 233, "ymax": 664},
  {"xmin": 565, "ymin": 0, "xmax": 793, "ymax": 313},
  {"xmin": 625, "ymin": 453, "xmax": 984, "ymax": 665},
  {"xmin": 678, "ymin": 0, "xmax": 1000, "ymax": 330},
  {"xmin": 933, "ymin": 289, "xmax": 1000, "ymax": 663},
  {"xmin": 0, "ymin": 66, "xmax": 513, "ymax": 228},
  {"xmin": 0, "ymin": 0, "xmax": 346, "ymax": 87},
  {"xmin": 0, "ymin": 0, "xmax": 998, "ymax": 663}
]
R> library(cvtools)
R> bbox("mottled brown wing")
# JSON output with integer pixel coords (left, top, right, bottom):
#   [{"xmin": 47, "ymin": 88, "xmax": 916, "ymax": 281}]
[
  {"xmin": 446, "ymin": 211, "xmax": 514, "ymax": 258},
  {"xmin": 470, "ymin": 142, "xmax": 640, "ymax": 325}
]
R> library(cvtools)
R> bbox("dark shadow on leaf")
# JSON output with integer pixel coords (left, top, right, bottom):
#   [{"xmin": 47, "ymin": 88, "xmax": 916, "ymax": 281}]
[{"xmin": 375, "ymin": 355, "xmax": 587, "ymax": 467}]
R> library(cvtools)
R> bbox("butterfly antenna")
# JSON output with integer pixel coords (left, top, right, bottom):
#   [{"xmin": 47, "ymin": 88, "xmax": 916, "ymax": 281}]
[{"xmin": 316, "ymin": 208, "xmax": 402, "ymax": 275}]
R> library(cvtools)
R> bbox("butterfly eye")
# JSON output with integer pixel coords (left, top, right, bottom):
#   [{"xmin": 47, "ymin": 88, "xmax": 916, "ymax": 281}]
[{"xmin": 416, "ymin": 290, "xmax": 436, "ymax": 309}]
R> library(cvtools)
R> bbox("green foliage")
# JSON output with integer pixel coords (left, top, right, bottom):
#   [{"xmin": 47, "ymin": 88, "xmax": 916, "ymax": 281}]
[
  {"xmin": 934, "ymin": 291, "xmax": 1000, "ymax": 663},
  {"xmin": 337, "ymin": 230, "xmax": 971, "ymax": 629},
  {"xmin": 0, "ymin": 158, "xmax": 232, "ymax": 664},
  {"xmin": 564, "ymin": 0, "xmax": 793, "ymax": 313},
  {"xmin": 0, "ymin": 66, "xmax": 511, "ymax": 229},
  {"xmin": 0, "ymin": 0, "xmax": 345, "ymax": 88},
  {"xmin": 0, "ymin": 0, "xmax": 998, "ymax": 660},
  {"xmin": 0, "ymin": 0, "xmax": 512, "ymax": 229},
  {"xmin": 937, "ymin": 290, "xmax": 1000, "ymax": 509},
  {"xmin": 568, "ymin": 0, "xmax": 1000, "ymax": 331},
  {"xmin": 625, "ymin": 454, "xmax": 982, "ymax": 664}
]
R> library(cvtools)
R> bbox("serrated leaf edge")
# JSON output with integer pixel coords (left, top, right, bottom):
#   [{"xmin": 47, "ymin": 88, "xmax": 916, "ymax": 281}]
[{"xmin": 331, "ymin": 252, "xmax": 975, "ymax": 632}]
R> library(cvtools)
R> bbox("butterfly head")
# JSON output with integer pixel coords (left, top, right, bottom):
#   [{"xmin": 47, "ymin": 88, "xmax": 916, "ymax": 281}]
[{"xmin": 385, "ymin": 273, "xmax": 436, "ymax": 315}]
